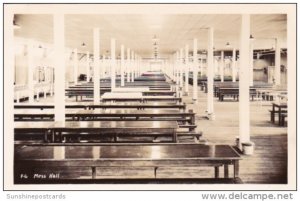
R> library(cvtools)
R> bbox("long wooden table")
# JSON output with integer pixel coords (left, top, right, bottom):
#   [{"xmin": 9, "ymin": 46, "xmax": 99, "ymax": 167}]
[
  {"xmin": 14, "ymin": 109, "xmax": 76, "ymax": 121},
  {"xmin": 66, "ymin": 89, "xmax": 176, "ymax": 101},
  {"xmin": 101, "ymin": 95, "xmax": 182, "ymax": 103},
  {"xmin": 218, "ymin": 88, "xmax": 257, "ymax": 101},
  {"xmin": 14, "ymin": 102, "xmax": 187, "ymax": 111},
  {"xmin": 70, "ymin": 109, "xmax": 195, "ymax": 125},
  {"xmin": 14, "ymin": 144, "xmax": 241, "ymax": 184},
  {"xmin": 15, "ymin": 121, "xmax": 179, "ymax": 143},
  {"xmin": 14, "ymin": 122, "xmax": 54, "ymax": 141}
]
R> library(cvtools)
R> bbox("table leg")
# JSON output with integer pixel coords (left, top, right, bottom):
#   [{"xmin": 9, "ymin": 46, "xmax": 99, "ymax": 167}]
[
  {"xmin": 154, "ymin": 167, "xmax": 158, "ymax": 178},
  {"xmin": 173, "ymin": 130, "xmax": 178, "ymax": 143},
  {"xmin": 92, "ymin": 167, "xmax": 96, "ymax": 179},
  {"xmin": 234, "ymin": 160, "xmax": 239, "ymax": 178},
  {"xmin": 278, "ymin": 107, "xmax": 282, "ymax": 126},
  {"xmin": 215, "ymin": 167, "xmax": 219, "ymax": 178},
  {"xmin": 224, "ymin": 164, "xmax": 229, "ymax": 178}
]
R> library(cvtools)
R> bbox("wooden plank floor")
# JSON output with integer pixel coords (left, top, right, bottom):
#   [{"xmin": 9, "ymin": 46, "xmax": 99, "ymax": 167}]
[
  {"xmin": 184, "ymin": 86, "xmax": 287, "ymax": 184},
  {"xmin": 18, "ymin": 84, "xmax": 288, "ymax": 184}
]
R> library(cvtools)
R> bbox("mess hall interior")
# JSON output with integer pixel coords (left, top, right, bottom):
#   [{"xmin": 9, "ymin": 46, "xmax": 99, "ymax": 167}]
[{"xmin": 4, "ymin": 4, "xmax": 295, "ymax": 187}]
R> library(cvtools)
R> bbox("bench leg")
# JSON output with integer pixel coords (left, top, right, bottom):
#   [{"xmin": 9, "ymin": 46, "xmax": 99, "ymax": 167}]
[{"xmin": 270, "ymin": 111, "xmax": 275, "ymax": 123}]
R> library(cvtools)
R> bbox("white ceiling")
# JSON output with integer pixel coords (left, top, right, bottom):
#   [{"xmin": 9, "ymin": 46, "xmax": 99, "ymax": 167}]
[{"xmin": 14, "ymin": 14, "xmax": 287, "ymax": 58}]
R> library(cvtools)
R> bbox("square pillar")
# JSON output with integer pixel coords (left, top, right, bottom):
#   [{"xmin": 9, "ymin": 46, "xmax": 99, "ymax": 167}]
[
  {"xmin": 239, "ymin": 14, "xmax": 251, "ymax": 148},
  {"xmin": 53, "ymin": 13, "xmax": 65, "ymax": 122},
  {"xmin": 86, "ymin": 51, "xmax": 90, "ymax": 82},
  {"xmin": 111, "ymin": 38, "xmax": 116, "ymax": 89},
  {"xmin": 126, "ymin": 48, "xmax": 130, "ymax": 82},
  {"xmin": 249, "ymin": 42, "xmax": 254, "ymax": 86},
  {"xmin": 207, "ymin": 27, "xmax": 215, "ymax": 120},
  {"xmin": 184, "ymin": 45, "xmax": 189, "ymax": 94},
  {"xmin": 275, "ymin": 39, "xmax": 281, "ymax": 86},
  {"xmin": 179, "ymin": 48, "xmax": 184, "ymax": 88},
  {"xmin": 27, "ymin": 43, "xmax": 34, "ymax": 103},
  {"xmin": 121, "ymin": 45, "xmax": 125, "ymax": 86},
  {"xmin": 232, "ymin": 48, "xmax": 236, "ymax": 82},
  {"xmin": 193, "ymin": 39, "xmax": 198, "ymax": 101},
  {"xmin": 131, "ymin": 50, "xmax": 134, "ymax": 82},
  {"xmin": 73, "ymin": 48, "xmax": 78, "ymax": 85},
  {"xmin": 93, "ymin": 28, "xmax": 100, "ymax": 104}
]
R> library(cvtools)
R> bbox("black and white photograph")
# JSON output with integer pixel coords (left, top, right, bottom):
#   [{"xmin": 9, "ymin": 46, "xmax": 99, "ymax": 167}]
[{"xmin": 3, "ymin": 3, "xmax": 296, "ymax": 192}]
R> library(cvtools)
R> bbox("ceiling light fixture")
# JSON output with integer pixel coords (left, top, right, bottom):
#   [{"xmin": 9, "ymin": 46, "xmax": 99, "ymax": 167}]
[
  {"xmin": 13, "ymin": 21, "xmax": 21, "ymax": 29},
  {"xmin": 81, "ymin": 42, "xmax": 86, "ymax": 47},
  {"xmin": 250, "ymin": 34, "xmax": 254, "ymax": 40},
  {"xmin": 226, "ymin": 42, "xmax": 230, "ymax": 47}
]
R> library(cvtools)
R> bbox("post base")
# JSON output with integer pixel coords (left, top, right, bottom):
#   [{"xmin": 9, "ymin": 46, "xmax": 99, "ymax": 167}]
[
  {"xmin": 241, "ymin": 141, "xmax": 255, "ymax": 155},
  {"xmin": 206, "ymin": 113, "xmax": 215, "ymax": 120}
]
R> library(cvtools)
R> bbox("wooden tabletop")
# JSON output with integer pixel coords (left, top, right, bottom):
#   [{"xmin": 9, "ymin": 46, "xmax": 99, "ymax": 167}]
[
  {"xmin": 76, "ymin": 109, "xmax": 193, "ymax": 115},
  {"xmin": 15, "ymin": 144, "xmax": 240, "ymax": 161},
  {"xmin": 14, "ymin": 102, "xmax": 186, "ymax": 110},
  {"xmin": 52, "ymin": 121, "xmax": 178, "ymax": 129},
  {"xmin": 272, "ymin": 102, "xmax": 288, "ymax": 107},
  {"xmin": 14, "ymin": 121, "xmax": 55, "ymax": 129}
]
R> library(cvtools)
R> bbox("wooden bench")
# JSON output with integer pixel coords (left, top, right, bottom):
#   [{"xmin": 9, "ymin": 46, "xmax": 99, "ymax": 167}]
[
  {"xmin": 269, "ymin": 109, "xmax": 287, "ymax": 123},
  {"xmin": 15, "ymin": 121, "xmax": 180, "ymax": 143},
  {"xmin": 14, "ymin": 144, "xmax": 241, "ymax": 184},
  {"xmin": 67, "ymin": 109, "xmax": 195, "ymax": 132},
  {"xmin": 218, "ymin": 88, "xmax": 257, "ymax": 101},
  {"xmin": 270, "ymin": 102, "xmax": 288, "ymax": 125},
  {"xmin": 279, "ymin": 113, "xmax": 288, "ymax": 127}
]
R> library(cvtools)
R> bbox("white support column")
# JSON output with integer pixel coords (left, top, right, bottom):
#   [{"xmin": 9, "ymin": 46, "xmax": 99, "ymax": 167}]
[
  {"xmin": 220, "ymin": 51, "xmax": 224, "ymax": 82},
  {"xmin": 111, "ymin": 38, "xmax": 116, "ymax": 89},
  {"xmin": 86, "ymin": 51, "xmax": 90, "ymax": 82},
  {"xmin": 53, "ymin": 13, "xmax": 65, "ymax": 122},
  {"xmin": 101, "ymin": 55, "xmax": 105, "ymax": 78},
  {"xmin": 207, "ymin": 27, "xmax": 215, "ymax": 120},
  {"xmin": 249, "ymin": 42, "xmax": 254, "ymax": 86},
  {"xmin": 275, "ymin": 39, "xmax": 281, "ymax": 86},
  {"xmin": 200, "ymin": 58, "xmax": 203, "ymax": 77},
  {"xmin": 232, "ymin": 48, "xmax": 236, "ymax": 82},
  {"xmin": 4, "ymin": 11, "xmax": 15, "ymax": 185},
  {"xmin": 27, "ymin": 43, "xmax": 34, "ymax": 103},
  {"xmin": 176, "ymin": 51, "xmax": 180, "ymax": 85},
  {"xmin": 184, "ymin": 45, "xmax": 189, "ymax": 95},
  {"xmin": 73, "ymin": 48, "xmax": 78, "ymax": 85},
  {"xmin": 179, "ymin": 48, "xmax": 184, "ymax": 88},
  {"xmin": 121, "ymin": 45, "xmax": 125, "ymax": 87},
  {"xmin": 239, "ymin": 14, "xmax": 252, "ymax": 149},
  {"xmin": 93, "ymin": 28, "xmax": 100, "ymax": 104},
  {"xmin": 193, "ymin": 38, "xmax": 198, "ymax": 101},
  {"xmin": 131, "ymin": 51, "xmax": 134, "ymax": 82},
  {"xmin": 133, "ymin": 53, "xmax": 136, "ymax": 79},
  {"xmin": 172, "ymin": 55, "xmax": 176, "ymax": 81},
  {"xmin": 126, "ymin": 48, "xmax": 130, "ymax": 82}
]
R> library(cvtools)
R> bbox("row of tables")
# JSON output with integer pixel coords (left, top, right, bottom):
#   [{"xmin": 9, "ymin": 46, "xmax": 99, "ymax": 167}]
[{"xmin": 14, "ymin": 72, "xmax": 242, "ymax": 184}]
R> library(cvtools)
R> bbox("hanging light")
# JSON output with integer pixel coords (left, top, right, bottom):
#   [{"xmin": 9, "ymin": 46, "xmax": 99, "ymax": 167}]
[
  {"xmin": 13, "ymin": 20, "xmax": 21, "ymax": 29},
  {"xmin": 250, "ymin": 34, "xmax": 254, "ymax": 40},
  {"xmin": 81, "ymin": 42, "xmax": 86, "ymax": 47},
  {"xmin": 226, "ymin": 42, "xmax": 230, "ymax": 47}
]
